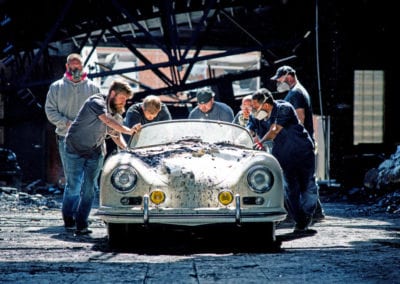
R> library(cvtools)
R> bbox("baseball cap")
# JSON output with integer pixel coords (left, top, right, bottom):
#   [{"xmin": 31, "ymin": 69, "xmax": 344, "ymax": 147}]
[
  {"xmin": 66, "ymin": 53, "xmax": 83, "ymax": 64},
  {"xmin": 270, "ymin": 65, "xmax": 296, "ymax": 80},
  {"xmin": 196, "ymin": 89, "xmax": 214, "ymax": 104}
]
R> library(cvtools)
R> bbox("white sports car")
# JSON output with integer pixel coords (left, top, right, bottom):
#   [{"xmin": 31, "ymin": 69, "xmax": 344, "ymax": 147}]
[{"xmin": 97, "ymin": 119, "xmax": 286, "ymax": 247}]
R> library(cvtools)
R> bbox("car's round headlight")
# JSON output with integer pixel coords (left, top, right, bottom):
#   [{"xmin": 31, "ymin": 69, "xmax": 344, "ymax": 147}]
[
  {"xmin": 247, "ymin": 166, "xmax": 274, "ymax": 193},
  {"xmin": 111, "ymin": 165, "xmax": 137, "ymax": 192}
]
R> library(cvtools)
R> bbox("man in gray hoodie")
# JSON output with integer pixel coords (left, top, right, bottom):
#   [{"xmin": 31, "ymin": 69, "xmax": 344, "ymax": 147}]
[{"xmin": 45, "ymin": 53, "xmax": 100, "ymax": 187}]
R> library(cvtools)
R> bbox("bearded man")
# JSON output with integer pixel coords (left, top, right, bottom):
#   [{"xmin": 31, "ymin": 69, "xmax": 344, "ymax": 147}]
[
  {"xmin": 45, "ymin": 53, "xmax": 100, "ymax": 189},
  {"xmin": 62, "ymin": 80, "xmax": 141, "ymax": 235}
]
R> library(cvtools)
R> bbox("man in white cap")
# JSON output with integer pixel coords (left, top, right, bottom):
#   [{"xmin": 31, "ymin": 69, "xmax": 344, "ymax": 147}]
[{"xmin": 45, "ymin": 53, "xmax": 100, "ymax": 195}]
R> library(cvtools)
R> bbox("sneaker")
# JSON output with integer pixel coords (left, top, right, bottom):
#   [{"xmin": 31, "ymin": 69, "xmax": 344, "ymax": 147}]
[
  {"xmin": 293, "ymin": 216, "xmax": 314, "ymax": 233},
  {"xmin": 74, "ymin": 228, "xmax": 93, "ymax": 235},
  {"xmin": 293, "ymin": 227, "xmax": 317, "ymax": 235},
  {"xmin": 63, "ymin": 216, "xmax": 76, "ymax": 232},
  {"xmin": 293, "ymin": 217, "xmax": 317, "ymax": 235},
  {"xmin": 64, "ymin": 224, "xmax": 76, "ymax": 232}
]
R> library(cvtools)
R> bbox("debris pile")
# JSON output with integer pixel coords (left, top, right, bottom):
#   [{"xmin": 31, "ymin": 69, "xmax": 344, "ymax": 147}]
[
  {"xmin": 357, "ymin": 145, "xmax": 400, "ymax": 214},
  {"xmin": 364, "ymin": 146, "xmax": 400, "ymax": 189},
  {"xmin": 0, "ymin": 179, "xmax": 62, "ymax": 212}
]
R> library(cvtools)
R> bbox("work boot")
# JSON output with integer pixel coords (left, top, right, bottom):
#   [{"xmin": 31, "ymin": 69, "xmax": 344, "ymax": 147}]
[
  {"xmin": 293, "ymin": 216, "xmax": 317, "ymax": 235},
  {"xmin": 63, "ymin": 216, "xmax": 76, "ymax": 232},
  {"xmin": 75, "ymin": 227, "xmax": 93, "ymax": 236}
]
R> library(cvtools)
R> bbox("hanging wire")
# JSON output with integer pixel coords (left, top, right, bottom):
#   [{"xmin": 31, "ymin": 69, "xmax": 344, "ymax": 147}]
[
  {"xmin": 315, "ymin": 0, "xmax": 331, "ymax": 182},
  {"xmin": 315, "ymin": 0, "xmax": 323, "ymax": 118}
]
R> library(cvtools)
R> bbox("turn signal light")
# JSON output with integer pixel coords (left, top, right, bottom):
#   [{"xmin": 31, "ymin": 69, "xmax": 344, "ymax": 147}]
[
  {"xmin": 218, "ymin": 190, "xmax": 234, "ymax": 206},
  {"xmin": 150, "ymin": 190, "xmax": 165, "ymax": 205}
]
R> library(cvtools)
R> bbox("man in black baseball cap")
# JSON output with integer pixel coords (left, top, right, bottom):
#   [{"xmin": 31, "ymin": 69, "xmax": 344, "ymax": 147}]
[
  {"xmin": 271, "ymin": 65, "xmax": 326, "ymax": 222},
  {"xmin": 270, "ymin": 65, "xmax": 296, "ymax": 80},
  {"xmin": 188, "ymin": 88, "xmax": 234, "ymax": 122},
  {"xmin": 196, "ymin": 89, "xmax": 214, "ymax": 104}
]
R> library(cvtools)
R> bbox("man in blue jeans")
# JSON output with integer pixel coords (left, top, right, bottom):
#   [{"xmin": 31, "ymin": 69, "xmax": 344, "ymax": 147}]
[
  {"xmin": 248, "ymin": 88, "xmax": 318, "ymax": 234},
  {"xmin": 63, "ymin": 80, "xmax": 140, "ymax": 235}
]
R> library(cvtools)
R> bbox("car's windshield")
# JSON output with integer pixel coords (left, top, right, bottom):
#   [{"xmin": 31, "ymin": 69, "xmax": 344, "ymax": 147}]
[{"xmin": 128, "ymin": 119, "xmax": 253, "ymax": 149}]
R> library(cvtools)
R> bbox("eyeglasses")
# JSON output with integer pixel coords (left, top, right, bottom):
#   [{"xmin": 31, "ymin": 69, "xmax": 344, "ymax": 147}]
[{"xmin": 241, "ymin": 106, "xmax": 252, "ymax": 111}]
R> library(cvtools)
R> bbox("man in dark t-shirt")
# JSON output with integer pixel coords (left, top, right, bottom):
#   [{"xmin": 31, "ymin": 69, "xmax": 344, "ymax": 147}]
[
  {"xmin": 123, "ymin": 95, "xmax": 172, "ymax": 142},
  {"xmin": 124, "ymin": 95, "xmax": 172, "ymax": 126},
  {"xmin": 271, "ymin": 65, "xmax": 325, "ymax": 221},
  {"xmin": 63, "ymin": 80, "xmax": 139, "ymax": 235},
  {"xmin": 248, "ymin": 88, "xmax": 318, "ymax": 234}
]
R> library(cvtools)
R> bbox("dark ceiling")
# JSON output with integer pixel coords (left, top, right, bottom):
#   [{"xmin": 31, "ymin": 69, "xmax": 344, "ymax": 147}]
[
  {"xmin": 1, "ymin": 0, "xmax": 314, "ymax": 52},
  {"xmin": 0, "ymin": 0, "xmax": 316, "ymax": 97}
]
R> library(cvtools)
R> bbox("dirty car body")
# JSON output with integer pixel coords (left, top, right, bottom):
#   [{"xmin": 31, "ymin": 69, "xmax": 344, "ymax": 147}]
[{"xmin": 97, "ymin": 119, "xmax": 286, "ymax": 245}]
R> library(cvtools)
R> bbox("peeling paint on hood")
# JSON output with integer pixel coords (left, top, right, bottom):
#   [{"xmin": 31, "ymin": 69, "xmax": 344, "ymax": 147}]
[{"xmin": 128, "ymin": 140, "xmax": 253, "ymax": 187}]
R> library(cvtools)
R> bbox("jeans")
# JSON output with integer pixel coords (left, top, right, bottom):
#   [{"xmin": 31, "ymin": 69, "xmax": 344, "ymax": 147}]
[
  {"xmin": 57, "ymin": 135, "xmax": 68, "ymax": 179},
  {"xmin": 62, "ymin": 148, "xmax": 104, "ymax": 230},
  {"xmin": 282, "ymin": 151, "xmax": 319, "ymax": 227}
]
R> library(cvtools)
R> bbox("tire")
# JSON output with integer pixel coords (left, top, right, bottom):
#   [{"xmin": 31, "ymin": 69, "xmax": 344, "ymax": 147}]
[
  {"xmin": 107, "ymin": 223, "xmax": 129, "ymax": 248},
  {"xmin": 107, "ymin": 223, "xmax": 147, "ymax": 249},
  {"xmin": 234, "ymin": 222, "xmax": 281, "ymax": 252}
]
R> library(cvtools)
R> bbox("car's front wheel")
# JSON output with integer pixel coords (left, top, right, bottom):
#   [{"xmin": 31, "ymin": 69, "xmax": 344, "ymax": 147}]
[
  {"xmin": 107, "ymin": 223, "xmax": 130, "ymax": 248},
  {"xmin": 107, "ymin": 223, "xmax": 148, "ymax": 248}
]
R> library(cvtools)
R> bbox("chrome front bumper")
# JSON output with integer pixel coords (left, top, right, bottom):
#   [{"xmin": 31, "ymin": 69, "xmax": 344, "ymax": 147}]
[{"xmin": 96, "ymin": 194, "xmax": 287, "ymax": 226}]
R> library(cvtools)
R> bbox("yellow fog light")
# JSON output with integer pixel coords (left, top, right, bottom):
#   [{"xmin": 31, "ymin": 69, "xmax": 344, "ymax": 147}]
[
  {"xmin": 150, "ymin": 190, "xmax": 165, "ymax": 205},
  {"xmin": 218, "ymin": 191, "xmax": 234, "ymax": 206}
]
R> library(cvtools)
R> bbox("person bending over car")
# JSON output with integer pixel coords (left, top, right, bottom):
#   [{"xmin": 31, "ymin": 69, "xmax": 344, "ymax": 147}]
[
  {"xmin": 270, "ymin": 65, "xmax": 325, "ymax": 222},
  {"xmin": 248, "ymin": 88, "xmax": 318, "ymax": 234},
  {"xmin": 188, "ymin": 88, "xmax": 234, "ymax": 122},
  {"xmin": 63, "ymin": 79, "xmax": 140, "ymax": 235},
  {"xmin": 123, "ymin": 95, "xmax": 172, "ymax": 141}
]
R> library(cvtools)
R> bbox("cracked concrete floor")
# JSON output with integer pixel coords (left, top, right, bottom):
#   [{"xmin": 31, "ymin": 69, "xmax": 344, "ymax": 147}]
[{"xmin": 0, "ymin": 201, "xmax": 399, "ymax": 283}]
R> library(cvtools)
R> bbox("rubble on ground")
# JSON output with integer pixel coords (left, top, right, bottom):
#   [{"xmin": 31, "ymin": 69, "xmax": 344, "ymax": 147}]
[
  {"xmin": 0, "ymin": 179, "xmax": 62, "ymax": 212},
  {"xmin": 351, "ymin": 145, "xmax": 400, "ymax": 214}
]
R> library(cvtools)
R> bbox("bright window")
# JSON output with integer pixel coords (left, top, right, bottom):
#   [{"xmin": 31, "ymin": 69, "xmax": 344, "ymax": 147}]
[{"xmin": 353, "ymin": 70, "xmax": 384, "ymax": 144}]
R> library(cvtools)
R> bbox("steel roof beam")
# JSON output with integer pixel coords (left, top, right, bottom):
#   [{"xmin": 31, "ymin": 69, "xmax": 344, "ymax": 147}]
[
  {"xmin": 19, "ymin": 0, "xmax": 74, "ymax": 87},
  {"xmin": 107, "ymin": 26, "xmax": 173, "ymax": 87},
  {"xmin": 111, "ymin": 0, "xmax": 168, "ymax": 54}
]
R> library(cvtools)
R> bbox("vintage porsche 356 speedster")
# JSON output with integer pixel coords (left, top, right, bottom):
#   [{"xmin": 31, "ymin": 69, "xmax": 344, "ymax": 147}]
[{"xmin": 96, "ymin": 119, "xmax": 286, "ymax": 246}]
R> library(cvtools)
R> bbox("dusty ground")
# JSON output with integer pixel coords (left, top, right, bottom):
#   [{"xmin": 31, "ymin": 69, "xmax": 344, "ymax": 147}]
[{"xmin": 0, "ymin": 195, "xmax": 399, "ymax": 283}]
